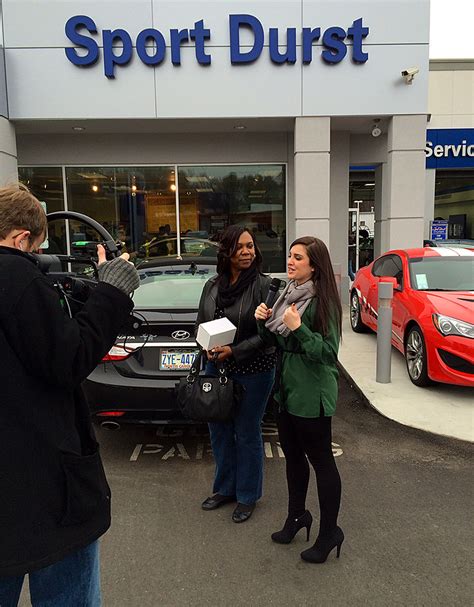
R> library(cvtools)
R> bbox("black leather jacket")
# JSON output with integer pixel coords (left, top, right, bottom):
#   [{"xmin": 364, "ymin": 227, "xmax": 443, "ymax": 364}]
[{"xmin": 196, "ymin": 273, "xmax": 276, "ymax": 363}]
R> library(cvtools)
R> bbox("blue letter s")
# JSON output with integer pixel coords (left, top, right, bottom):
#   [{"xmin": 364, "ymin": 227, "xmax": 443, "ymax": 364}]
[{"xmin": 65, "ymin": 15, "xmax": 99, "ymax": 67}]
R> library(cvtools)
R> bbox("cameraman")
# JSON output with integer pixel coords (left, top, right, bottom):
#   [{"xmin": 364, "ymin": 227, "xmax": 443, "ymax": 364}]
[{"xmin": 0, "ymin": 184, "xmax": 140, "ymax": 606}]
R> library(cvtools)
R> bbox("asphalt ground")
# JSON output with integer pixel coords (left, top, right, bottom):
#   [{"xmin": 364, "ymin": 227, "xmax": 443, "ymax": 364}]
[{"xmin": 20, "ymin": 373, "xmax": 473, "ymax": 606}]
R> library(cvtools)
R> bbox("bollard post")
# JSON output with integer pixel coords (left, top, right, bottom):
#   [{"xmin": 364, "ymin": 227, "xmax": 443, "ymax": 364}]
[{"xmin": 376, "ymin": 281, "xmax": 393, "ymax": 383}]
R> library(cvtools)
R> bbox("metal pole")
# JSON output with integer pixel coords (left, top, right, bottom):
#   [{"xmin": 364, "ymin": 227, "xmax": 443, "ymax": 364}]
[
  {"xmin": 376, "ymin": 281, "xmax": 393, "ymax": 383},
  {"xmin": 332, "ymin": 263, "xmax": 341, "ymax": 301}
]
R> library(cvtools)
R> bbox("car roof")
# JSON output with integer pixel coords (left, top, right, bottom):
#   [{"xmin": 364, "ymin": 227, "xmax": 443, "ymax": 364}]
[
  {"xmin": 148, "ymin": 236, "xmax": 216, "ymax": 243},
  {"xmin": 136, "ymin": 255, "xmax": 218, "ymax": 269},
  {"xmin": 378, "ymin": 247, "xmax": 474, "ymax": 260}
]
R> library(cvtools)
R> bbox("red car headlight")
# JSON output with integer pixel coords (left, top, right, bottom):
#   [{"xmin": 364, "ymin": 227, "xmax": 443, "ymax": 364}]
[{"xmin": 432, "ymin": 314, "xmax": 474, "ymax": 339}]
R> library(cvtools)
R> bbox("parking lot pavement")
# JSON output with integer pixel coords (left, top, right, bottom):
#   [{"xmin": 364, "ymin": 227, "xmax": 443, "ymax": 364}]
[{"xmin": 19, "ymin": 374, "xmax": 473, "ymax": 607}]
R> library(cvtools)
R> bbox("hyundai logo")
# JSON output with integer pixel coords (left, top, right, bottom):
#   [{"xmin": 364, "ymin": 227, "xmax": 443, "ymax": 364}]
[{"xmin": 172, "ymin": 330, "xmax": 190, "ymax": 340}]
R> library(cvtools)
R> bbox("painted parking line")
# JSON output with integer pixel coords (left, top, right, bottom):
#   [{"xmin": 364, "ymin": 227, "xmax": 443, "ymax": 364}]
[{"xmin": 129, "ymin": 441, "xmax": 343, "ymax": 462}]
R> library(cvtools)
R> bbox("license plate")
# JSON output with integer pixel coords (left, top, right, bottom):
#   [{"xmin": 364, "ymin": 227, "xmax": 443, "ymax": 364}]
[{"xmin": 160, "ymin": 349, "xmax": 199, "ymax": 371}]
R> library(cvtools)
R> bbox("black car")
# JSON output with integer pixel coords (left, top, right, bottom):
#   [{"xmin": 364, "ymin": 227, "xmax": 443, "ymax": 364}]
[{"xmin": 84, "ymin": 256, "xmax": 217, "ymax": 427}]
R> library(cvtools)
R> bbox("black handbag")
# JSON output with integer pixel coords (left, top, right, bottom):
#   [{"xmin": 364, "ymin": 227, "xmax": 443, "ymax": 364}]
[{"xmin": 177, "ymin": 349, "xmax": 243, "ymax": 423}]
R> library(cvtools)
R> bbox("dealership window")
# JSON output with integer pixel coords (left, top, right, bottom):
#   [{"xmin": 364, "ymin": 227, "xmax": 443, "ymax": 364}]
[
  {"xmin": 434, "ymin": 170, "xmax": 474, "ymax": 239},
  {"xmin": 349, "ymin": 170, "xmax": 375, "ymax": 273},
  {"xmin": 65, "ymin": 166, "xmax": 176, "ymax": 257},
  {"xmin": 178, "ymin": 164, "xmax": 286, "ymax": 272},
  {"xmin": 18, "ymin": 166, "xmax": 66, "ymax": 254},
  {"xmin": 18, "ymin": 164, "xmax": 287, "ymax": 268}
]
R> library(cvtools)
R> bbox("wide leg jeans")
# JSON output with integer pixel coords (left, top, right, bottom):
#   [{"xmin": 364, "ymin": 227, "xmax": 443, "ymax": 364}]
[{"xmin": 206, "ymin": 365, "xmax": 275, "ymax": 506}]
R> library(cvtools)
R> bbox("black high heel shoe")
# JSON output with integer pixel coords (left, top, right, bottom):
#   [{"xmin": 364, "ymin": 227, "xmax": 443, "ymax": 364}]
[
  {"xmin": 300, "ymin": 526, "xmax": 344, "ymax": 563},
  {"xmin": 271, "ymin": 511, "xmax": 313, "ymax": 544}
]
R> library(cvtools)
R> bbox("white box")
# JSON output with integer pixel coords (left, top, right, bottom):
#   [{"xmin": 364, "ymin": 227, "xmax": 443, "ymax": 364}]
[{"xmin": 196, "ymin": 317, "xmax": 237, "ymax": 351}]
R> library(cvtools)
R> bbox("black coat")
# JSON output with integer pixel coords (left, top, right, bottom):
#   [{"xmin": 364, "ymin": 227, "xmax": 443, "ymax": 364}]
[
  {"xmin": 195, "ymin": 272, "xmax": 275, "ymax": 363},
  {"xmin": 0, "ymin": 246, "xmax": 133, "ymax": 577}
]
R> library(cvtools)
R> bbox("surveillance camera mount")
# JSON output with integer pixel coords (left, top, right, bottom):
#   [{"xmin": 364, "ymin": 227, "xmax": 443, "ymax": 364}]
[{"xmin": 371, "ymin": 119, "xmax": 382, "ymax": 138}]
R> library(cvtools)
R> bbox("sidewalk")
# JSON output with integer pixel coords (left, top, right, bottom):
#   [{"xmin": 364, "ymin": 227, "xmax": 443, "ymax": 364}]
[{"xmin": 339, "ymin": 306, "xmax": 474, "ymax": 443}]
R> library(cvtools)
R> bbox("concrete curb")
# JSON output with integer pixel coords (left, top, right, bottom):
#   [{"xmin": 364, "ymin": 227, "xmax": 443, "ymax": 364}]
[{"xmin": 338, "ymin": 361, "xmax": 473, "ymax": 446}]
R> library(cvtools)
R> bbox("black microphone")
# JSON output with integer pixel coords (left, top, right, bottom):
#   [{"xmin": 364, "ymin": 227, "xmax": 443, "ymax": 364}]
[{"xmin": 265, "ymin": 278, "xmax": 282, "ymax": 308}]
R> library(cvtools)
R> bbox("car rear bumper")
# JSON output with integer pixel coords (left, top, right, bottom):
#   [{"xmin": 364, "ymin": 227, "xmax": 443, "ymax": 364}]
[{"xmin": 84, "ymin": 365, "xmax": 189, "ymax": 423}]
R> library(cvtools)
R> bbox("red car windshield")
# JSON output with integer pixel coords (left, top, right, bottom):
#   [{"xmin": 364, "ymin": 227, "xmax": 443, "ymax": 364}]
[{"xmin": 409, "ymin": 257, "xmax": 474, "ymax": 291}]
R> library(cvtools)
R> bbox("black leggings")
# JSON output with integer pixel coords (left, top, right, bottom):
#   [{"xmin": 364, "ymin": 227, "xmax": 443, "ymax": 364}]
[{"xmin": 277, "ymin": 408, "xmax": 342, "ymax": 537}]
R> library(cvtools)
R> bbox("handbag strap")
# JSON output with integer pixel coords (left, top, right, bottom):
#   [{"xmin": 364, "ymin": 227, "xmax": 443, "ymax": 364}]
[{"xmin": 186, "ymin": 347, "xmax": 229, "ymax": 384}]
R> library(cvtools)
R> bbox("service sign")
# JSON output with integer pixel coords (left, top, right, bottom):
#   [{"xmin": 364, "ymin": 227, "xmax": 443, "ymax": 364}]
[{"xmin": 426, "ymin": 129, "xmax": 474, "ymax": 169}]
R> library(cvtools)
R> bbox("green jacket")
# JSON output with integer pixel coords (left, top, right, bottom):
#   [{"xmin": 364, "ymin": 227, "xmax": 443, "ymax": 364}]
[{"xmin": 257, "ymin": 300, "xmax": 340, "ymax": 418}]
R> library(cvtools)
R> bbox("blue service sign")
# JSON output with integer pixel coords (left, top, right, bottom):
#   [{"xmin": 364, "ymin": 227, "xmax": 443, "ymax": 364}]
[
  {"xmin": 426, "ymin": 129, "xmax": 474, "ymax": 169},
  {"xmin": 64, "ymin": 14, "xmax": 370, "ymax": 78},
  {"xmin": 430, "ymin": 220, "xmax": 448, "ymax": 241}
]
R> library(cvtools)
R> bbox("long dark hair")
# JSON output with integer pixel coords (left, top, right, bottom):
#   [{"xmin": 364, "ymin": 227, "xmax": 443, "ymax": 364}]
[
  {"xmin": 290, "ymin": 236, "xmax": 342, "ymax": 340},
  {"xmin": 216, "ymin": 225, "xmax": 263, "ymax": 277}
]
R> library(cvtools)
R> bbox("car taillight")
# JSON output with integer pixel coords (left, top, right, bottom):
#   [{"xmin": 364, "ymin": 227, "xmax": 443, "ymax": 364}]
[
  {"xmin": 96, "ymin": 411, "xmax": 126, "ymax": 417},
  {"xmin": 102, "ymin": 345, "xmax": 136, "ymax": 362}
]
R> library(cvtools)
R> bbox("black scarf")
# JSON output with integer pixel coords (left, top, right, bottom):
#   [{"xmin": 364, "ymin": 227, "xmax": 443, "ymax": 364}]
[{"xmin": 216, "ymin": 265, "xmax": 258, "ymax": 308}]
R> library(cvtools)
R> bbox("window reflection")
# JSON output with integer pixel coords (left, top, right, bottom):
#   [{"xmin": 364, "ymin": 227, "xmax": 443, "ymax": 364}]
[
  {"xmin": 18, "ymin": 166, "xmax": 66, "ymax": 254},
  {"xmin": 178, "ymin": 165, "xmax": 286, "ymax": 272},
  {"xmin": 65, "ymin": 166, "xmax": 176, "ymax": 259},
  {"xmin": 19, "ymin": 164, "xmax": 287, "ymax": 270},
  {"xmin": 435, "ymin": 170, "xmax": 474, "ymax": 239}
]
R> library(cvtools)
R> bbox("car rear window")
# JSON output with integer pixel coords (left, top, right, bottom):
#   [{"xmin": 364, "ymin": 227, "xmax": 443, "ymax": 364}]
[
  {"xmin": 409, "ymin": 257, "xmax": 474, "ymax": 291},
  {"xmin": 133, "ymin": 267, "xmax": 216, "ymax": 308}
]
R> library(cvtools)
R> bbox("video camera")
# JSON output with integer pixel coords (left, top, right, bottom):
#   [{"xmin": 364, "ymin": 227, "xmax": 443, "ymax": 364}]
[{"xmin": 32, "ymin": 211, "xmax": 123, "ymax": 316}]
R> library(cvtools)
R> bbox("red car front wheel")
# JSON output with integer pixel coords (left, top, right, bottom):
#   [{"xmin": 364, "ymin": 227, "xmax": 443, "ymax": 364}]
[{"xmin": 405, "ymin": 326, "xmax": 433, "ymax": 387}]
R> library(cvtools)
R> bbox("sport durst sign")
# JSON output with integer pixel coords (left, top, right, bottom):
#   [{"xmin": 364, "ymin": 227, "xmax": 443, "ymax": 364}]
[{"xmin": 65, "ymin": 14, "xmax": 370, "ymax": 78}]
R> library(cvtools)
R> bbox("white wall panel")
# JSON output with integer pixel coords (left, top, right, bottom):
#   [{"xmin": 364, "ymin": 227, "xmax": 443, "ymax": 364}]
[
  {"xmin": 3, "ymin": 1, "xmax": 153, "ymax": 48},
  {"xmin": 16, "ymin": 132, "xmax": 289, "ymax": 165},
  {"xmin": 153, "ymin": 1, "xmax": 302, "ymax": 47},
  {"xmin": 6, "ymin": 49, "xmax": 156, "ymax": 119},
  {"xmin": 303, "ymin": 44, "xmax": 429, "ymax": 116},
  {"xmin": 3, "ymin": 0, "xmax": 430, "ymax": 120},
  {"xmin": 155, "ymin": 47, "xmax": 301, "ymax": 118},
  {"xmin": 302, "ymin": 0, "xmax": 429, "ymax": 44}
]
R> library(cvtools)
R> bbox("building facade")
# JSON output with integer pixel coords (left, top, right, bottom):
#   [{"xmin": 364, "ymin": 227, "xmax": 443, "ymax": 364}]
[
  {"xmin": 0, "ymin": 0, "xmax": 442, "ymax": 298},
  {"xmin": 425, "ymin": 59, "xmax": 474, "ymax": 244}
]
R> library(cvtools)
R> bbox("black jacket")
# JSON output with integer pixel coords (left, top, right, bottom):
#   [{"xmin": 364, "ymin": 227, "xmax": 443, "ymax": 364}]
[
  {"xmin": 0, "ymin": 246, "xmax": 133, "ymax": 576},
  {"xmin": 195, "ymin": 272, "xmax": 275, "ymax": 363}
]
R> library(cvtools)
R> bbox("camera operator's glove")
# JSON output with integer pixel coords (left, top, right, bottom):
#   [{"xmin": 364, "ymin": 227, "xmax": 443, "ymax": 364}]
[{"xmin": 97, "ymin": 257, "xmax": 140, "ymax": 295}]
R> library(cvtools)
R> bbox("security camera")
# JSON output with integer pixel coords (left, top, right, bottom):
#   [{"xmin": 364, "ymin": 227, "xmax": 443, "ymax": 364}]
[
  {"xmin": 401, "ymin": 67, "xmax": 419, "ymax": 84},
  {"xmin": 371, "ymin": 119, "xmax": 382, "ymax": 137}
]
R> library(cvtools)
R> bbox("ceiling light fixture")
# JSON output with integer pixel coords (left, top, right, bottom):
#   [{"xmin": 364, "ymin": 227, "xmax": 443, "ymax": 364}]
[
  {"xmin": 234, "ymin": 125, "xmax": 246, "ymax": 130},
  {"xmin": 72, "ymin": 126, "xmax": 85, "ymax": 132}
]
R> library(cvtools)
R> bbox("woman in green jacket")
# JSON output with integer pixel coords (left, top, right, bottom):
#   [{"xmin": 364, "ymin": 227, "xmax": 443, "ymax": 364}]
[{"xmin": 255, "ymin": 236, "xmax": 343, "ymax": 564}]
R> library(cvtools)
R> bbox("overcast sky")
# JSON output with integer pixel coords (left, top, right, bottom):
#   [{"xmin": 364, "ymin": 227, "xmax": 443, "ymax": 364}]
[{"xmin": 430, "ymin": 0, "xmax": 474, "ymax": 58}]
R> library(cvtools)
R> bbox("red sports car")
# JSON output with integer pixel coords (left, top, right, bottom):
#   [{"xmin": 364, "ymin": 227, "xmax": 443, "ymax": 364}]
[{"xmin": 350, "ymin": 247, "xmax": 474, "ymax": 387}]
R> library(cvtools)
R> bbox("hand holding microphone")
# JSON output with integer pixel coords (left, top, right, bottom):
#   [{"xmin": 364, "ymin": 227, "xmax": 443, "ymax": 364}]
[{"xmin": 255, "ymin": 278, "xmax": 282, "ymax": 321}]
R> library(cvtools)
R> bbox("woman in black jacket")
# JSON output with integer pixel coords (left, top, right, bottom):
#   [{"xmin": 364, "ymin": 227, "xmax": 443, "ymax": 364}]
[{"xmin": 196, "ymin": 226, "xmax": 276, "ymax": 523}]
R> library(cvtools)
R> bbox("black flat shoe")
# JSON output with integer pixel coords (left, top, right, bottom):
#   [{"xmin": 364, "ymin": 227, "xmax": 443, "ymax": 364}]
[
  {"xmin": 201, "ymin": 494, "xmax": 236, "ymax": 511},
  {"xmin": 232, "ymin": 503, "xmax": 255, "ymax": 523}
]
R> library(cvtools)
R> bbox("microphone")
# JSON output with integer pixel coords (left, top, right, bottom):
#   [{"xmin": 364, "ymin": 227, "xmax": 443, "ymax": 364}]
[{"xmin": 265, "ymin": 278, "xmax": 282, "ymax": 309}]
